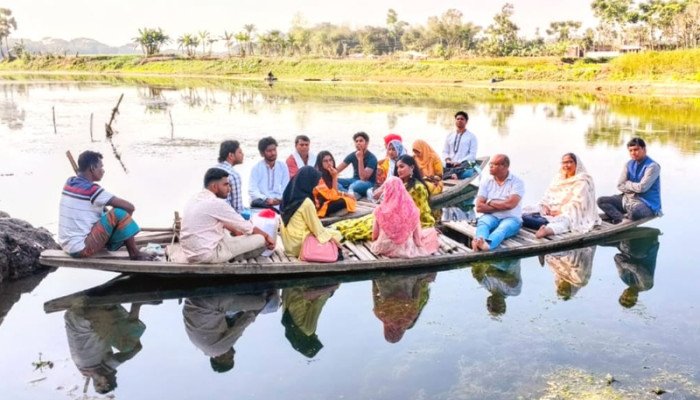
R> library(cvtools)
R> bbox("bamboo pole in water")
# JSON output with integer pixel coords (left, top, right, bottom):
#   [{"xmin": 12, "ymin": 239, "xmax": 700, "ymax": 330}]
[
  {"xmin": 66, "ymin": 151, "xmax": 78, "ymax": 174},
  {"xmin": 169, "ymin": 110, "xmax": 174, "ymax": 139},
  {"xmin": 90, "ymin": 112, "xmax": 94, "ymax": 142},
  {"xmin": 52, "ymin": 106, "xmax": 57, "ymax": 134}
]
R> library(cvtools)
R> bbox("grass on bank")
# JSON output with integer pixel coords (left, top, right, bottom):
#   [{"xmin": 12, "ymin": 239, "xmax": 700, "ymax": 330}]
[{"xmin": 1, "ymin": 49, "xmax": 699, "ymax": 83}]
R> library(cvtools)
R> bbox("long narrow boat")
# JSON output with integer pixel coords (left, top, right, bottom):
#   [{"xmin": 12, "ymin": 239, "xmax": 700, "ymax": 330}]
[
  {"xmin": 39, "ymin": 216, "xmax": 658, "ymax": 276},
  {"xmin": 318, "ymin": 156, "xmax": 489, "ymax": 225},
  {"xmin": 42, "ymin": 226, "xmax": 660, "ymax": 314}
]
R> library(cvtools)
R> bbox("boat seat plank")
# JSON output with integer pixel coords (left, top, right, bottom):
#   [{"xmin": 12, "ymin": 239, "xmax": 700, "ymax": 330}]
[{"xmin": 344, "ymin": 242, "xmax": 374, "ymax": 261}]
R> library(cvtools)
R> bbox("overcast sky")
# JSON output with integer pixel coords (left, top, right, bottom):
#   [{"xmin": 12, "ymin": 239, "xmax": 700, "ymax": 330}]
[{"xmin": 5, "ymin": 0, "xmax": 598, "ymax": 46}]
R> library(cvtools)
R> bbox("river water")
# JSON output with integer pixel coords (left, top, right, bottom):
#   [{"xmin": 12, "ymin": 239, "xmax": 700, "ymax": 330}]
[{"xmin": 0, "ymin": 77, "xmax": 698, "ymax": 399}]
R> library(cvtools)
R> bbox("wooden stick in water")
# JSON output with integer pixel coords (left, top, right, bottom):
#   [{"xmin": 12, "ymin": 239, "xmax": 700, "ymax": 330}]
[
  {"xmin": 52, "ymin": 106, "xmax": 57, "ymax": 134},
  {"xmin": 169, "ymin": 110, "xmax": 174, "ymax": 139},
  {"xmin": 90, "ymin": 112, "xmax": 94, "ymax": 142}
]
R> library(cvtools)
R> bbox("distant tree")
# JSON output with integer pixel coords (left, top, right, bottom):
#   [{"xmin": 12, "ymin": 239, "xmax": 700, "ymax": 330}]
[
  {"xmin": 0, "ymin": 8, "xmax": 18, "ymax": 60},
  {"xmin": 591, "ymin": 0, "xmax": 634, "ymax": 45},
  {"xmin": 234, "ymin": 31, "xmax": 249, "ymax": 56},
  {"xmin": 357, "ymin": 26, "xmax": 391, "ymax": 55},
  {"xmin": 546, "ymin": 20, "xmax": 582, "ymax": 42},
  {"xmin": 177, "ymin": 34, "xmax": 199, "ymax": 57},
  {"xmin": 133, "ymin": 27, "xmax": 170, "ymax": 57},
  {"xmin": 221, "ymin": 31, "xmax": 234, "ymax": 56},
  {"xmin": 386, "ymin": 8, "xmax": 408, "ymax": 52},
  {"xmin": 481, "ymin": 3, "xmax": 521, "ymax": 56},
  {"xmin": 243, "ymin": 24, "xmax": 256, "ymax": 55},
  {"xmin": 197, "ymin": 31, "xmax": 210, "ymax": 56}
]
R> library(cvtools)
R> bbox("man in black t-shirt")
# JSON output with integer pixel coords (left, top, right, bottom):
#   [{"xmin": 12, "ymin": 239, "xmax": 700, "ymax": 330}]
[{"xmin": 336, "ymin": 131, "xmax": 377, "ymax": 199}]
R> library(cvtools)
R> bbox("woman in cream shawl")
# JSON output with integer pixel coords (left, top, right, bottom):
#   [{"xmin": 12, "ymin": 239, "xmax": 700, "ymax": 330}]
[{"xmin": 523, "ymin": 153, "xmax": 600, "ymax": 238}]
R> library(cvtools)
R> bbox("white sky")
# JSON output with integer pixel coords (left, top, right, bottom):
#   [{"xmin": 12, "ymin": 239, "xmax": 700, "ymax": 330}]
[{"xmin": 6, "ymin": 0, "xmax": 598, "ymax": 46}]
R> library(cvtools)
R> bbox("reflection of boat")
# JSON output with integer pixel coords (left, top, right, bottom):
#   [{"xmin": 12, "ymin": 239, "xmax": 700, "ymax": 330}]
[
  {"xmin": 44, "ymin": 268, "xmax": 452, "ymax": 313},
  {"xmin": 319, "ymin": 156, "xmax": 488, "ymax": 225}
]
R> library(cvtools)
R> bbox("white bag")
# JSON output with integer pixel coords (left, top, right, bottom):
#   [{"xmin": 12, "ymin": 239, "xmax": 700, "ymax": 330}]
[{"xmin": 251, "ymin": 209, "xmax": 279, "ymax": 257}]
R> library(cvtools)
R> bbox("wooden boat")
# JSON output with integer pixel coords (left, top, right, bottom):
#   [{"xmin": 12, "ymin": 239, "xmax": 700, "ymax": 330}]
[
  {"xmin": 42, "ymin": 226, "xmax": 660, "ymax": 314},
  {"xmin": 319, "ymin": 156, "xmax": 489, "ymax": 225},
  {"xmin": 39, "ymin": 216, "xmax": 658, "ymax": 276}
]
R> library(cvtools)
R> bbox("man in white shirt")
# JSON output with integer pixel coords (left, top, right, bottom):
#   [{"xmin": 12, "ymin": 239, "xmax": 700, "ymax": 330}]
[
  {"xmin": 442, "ymin": 111, "xmax": 478, "ymax": 179},
  {"xmin": 178, "ymin": 168, "xmax": 274, "ymax": 263},
  {"xmin": 472, "ymin": 154, "xmax": 524, "ymax": 251},
  {"xmin": 285, "ymin": 135, "xmax": 317, "ymax": 179},
  {"xmin": 249, "ymin": 136, "xmax": 290, "ymax": 211}
]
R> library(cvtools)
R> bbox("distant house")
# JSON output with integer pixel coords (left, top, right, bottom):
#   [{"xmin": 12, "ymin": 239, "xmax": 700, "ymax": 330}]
[{"xmin": 620, "ymin": 45, "xmax": 643, "ymax": 54}]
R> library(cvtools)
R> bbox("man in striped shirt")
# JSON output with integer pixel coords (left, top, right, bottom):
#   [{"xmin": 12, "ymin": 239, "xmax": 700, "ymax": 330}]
[
  {"xmin": 216, "ymin": 140, "xmax": 244, "ymax": 213},
  {"xmin": 58, "ymin": 151, "xmax": 150, "ymax": 260}
]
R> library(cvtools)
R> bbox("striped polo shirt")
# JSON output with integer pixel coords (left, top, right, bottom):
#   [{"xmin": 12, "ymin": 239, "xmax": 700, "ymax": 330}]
[{"xmin": 58, "ymin": 176, "xmax": 114, "ymax": 253}]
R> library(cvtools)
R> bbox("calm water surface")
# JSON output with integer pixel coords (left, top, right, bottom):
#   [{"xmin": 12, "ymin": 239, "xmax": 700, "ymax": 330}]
[{"xmin": 0, "ymin": 78, "xmax": 699, "ymax": 399}]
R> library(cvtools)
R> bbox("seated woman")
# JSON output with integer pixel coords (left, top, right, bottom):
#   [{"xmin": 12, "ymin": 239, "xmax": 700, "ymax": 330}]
[
  {"xmin": 280, "ymin": 166, "xmax": 343, "ymax": 257},
  {"xmin": 412, "ymin": 139, "xmax": 444, "ymax": 195},
  {"xmin": 334, "ymin": 155, "xmax": 435, "ymax": 241},
  {"xmin": 375, "ymin": 139, "xmax": 406, "ymax": 187},
  {"xmin": 313, "ymin": 151, "xmax": 357, "ymax": 218},
  {"xmin": 522, "ymin": 153, "xmax": 600, "ymax": 238},
  {"xmin": 370, "ymin": 177, "xmax": 439, "ymax": 258}
]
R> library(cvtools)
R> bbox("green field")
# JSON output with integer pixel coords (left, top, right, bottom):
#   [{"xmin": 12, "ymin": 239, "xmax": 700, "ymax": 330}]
[{"xmin": 1, "ymin": 49, "xmax": 699, "ymax": 85}]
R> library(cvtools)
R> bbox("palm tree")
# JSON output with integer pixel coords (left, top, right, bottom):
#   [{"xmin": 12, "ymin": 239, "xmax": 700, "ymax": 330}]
[
  {"xmin": 243, "ymin": 24, "xmax": 256, "ymax": 55},
  {"xmin": 197, "ymin": 30, "xmax": 210, "ymax": 56},
  {"xmin": 177, "ymin": 34, "xmax": 199, "ymax": 58},
  {"xmin": 0, "ymin": 8, "xmax": 18, "ymax": 60},
  {"xmin": 234, "ymin": 31, "xmax": 250, "ymax": 57},
  {"xmin": 133, "ymin": 27, "xmax": 170, "ymax": 57},
  {"xmin": 221, "ymin": 31, "xmax": 234, "ymax": 57}
]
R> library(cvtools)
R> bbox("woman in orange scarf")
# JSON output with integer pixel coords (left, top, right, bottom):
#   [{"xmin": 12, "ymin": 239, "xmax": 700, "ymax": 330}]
[
  {"xmin": 313, "ymin": 151, "xmax": 357, "ymax": 218},
  {"xmin": 412, "ymin": 140, "xmax": 444, "ymax": 195}
]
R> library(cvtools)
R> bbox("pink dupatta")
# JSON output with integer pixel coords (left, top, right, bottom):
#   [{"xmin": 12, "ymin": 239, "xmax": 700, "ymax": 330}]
[{"xmin": 374, "ymin": 177, "xmax": 420, "ymax": 244}]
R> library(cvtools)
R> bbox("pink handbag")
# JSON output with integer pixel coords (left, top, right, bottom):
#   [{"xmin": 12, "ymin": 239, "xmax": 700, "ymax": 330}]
[{"xmin": 299, "ymin": 234, "xmax": 338, "ymax": 263}]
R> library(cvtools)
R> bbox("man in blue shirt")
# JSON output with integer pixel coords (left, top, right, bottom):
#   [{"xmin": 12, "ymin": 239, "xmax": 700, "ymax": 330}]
[
  {"xmin": 597, "ymin": 137, "xmax": 661, "ymax": 224},
  {"xmin": 336, "ymin": 132, "xmax": 377, "ymax": 199}
]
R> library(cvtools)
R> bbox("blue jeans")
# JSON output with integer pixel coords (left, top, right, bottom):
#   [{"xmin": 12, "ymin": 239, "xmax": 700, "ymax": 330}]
[
  {"xmin": 338, "ymin": 178, "xmax": 373, "ymax": 198},
  {"xmin": 475, "ymin": 214, "xmax": 522, "ymax": 250}
]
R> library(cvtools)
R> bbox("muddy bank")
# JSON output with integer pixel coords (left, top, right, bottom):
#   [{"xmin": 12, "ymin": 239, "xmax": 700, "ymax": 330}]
[{"xmin": 0, "ymin": 211, "xmax": 59, "ymax": 282}]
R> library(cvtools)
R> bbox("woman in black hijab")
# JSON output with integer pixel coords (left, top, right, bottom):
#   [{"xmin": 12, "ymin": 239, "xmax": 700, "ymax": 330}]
[{"xmin": 280, "ymin": 166, "xmax": 343, "ymax": 257}]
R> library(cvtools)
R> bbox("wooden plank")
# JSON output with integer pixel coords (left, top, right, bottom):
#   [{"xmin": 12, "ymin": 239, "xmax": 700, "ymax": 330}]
[{"xmin": 345, "ymin": 241, "xmax": 375, "ymax": 261}]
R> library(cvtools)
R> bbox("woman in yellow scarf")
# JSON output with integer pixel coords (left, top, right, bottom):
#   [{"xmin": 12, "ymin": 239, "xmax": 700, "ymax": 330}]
[{"xmin": 412, "ymin": 139, "xmax": 444, "ymax": 195}]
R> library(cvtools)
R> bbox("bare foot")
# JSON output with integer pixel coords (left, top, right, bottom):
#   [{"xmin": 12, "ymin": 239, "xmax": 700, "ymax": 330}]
[
  {"xmin": 471, "ymin": 237, "xmax": 483, "ymax": 251},
  {"xmin": 477, "ymin": 240, "xmax": 490, "ymax": 251},
  {"xmin": 450, "ymin": 174, "xmax": 458, "ymax": 180},
  {"xmin": 535, "ymin": 226, "xmax": 554, "ymax": 239}
]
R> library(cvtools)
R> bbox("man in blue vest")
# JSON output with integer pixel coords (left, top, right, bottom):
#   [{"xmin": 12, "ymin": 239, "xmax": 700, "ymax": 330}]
[{"xmin": 597, "ymin": 137, "xmax": 661, "ymax": 224}]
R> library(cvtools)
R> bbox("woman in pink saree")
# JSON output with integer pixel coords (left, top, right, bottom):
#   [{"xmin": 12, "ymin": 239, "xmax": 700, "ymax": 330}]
[{"xmin": 370, "ymin": 177, "xmax": 439, "ymax": 258}]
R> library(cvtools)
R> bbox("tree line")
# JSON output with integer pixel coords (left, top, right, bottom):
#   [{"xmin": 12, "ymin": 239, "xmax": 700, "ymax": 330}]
[{"xmin": 2, "ymin": 1, "xmax": 700, "ymax": 62}]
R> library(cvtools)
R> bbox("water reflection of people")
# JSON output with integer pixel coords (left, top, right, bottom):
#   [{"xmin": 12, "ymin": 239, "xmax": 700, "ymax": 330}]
[
  {"xmin": 471, "ymin": 259, "xmax": 522, "ymax": 316},
  {"xmin": 281, "ymin": 285, "xmax": 338, "ymax": 358},
  {"xmin": 615, "ymin": 234, "xmax": 659, "ymax": 308},
  {"xmin": 372, "ymin": 273, "xmax": 436, "ymax": 343},
  {"xmin": 64, "ymin": 303, "xmax": 147, "ymax": 394},
  {"xmin": 545, "ymin": 246, "xmax": 595, "ymax": 300},
  {"xmin": 183, "ymin": 291, "xmax": 279, "ymax": 373}
]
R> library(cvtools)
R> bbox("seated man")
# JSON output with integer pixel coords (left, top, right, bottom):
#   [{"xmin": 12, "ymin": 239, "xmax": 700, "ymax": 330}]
[
  {"xmin": 215, "ymin": 140, "xmax": 245, "ymax": 214},
  {"xmin": 336, "ymin": 131, "xmax": 378, "ymax": 199},
  {"xmin": 472, "ymin": 154, "xmax": 524, "ymax": 251},
  {"xmin": 597, "ymin": 137, "xmax": 662, "ymax": 224},
  {"xmin": 179, "ymin": 168, "xmax": 274, "ymax": 263},
  {"xmin": 58, "ymin": 150, "xmax": 149, "ymax": 260},
  {"xmin": 442, "ymin": 111, "xmax": 478, "ymax": 179},
  {"xmin": 249, "ymin": 136, "xmax": 290, "ymax": 211},
  {"xmin": 285, "ymin": 135, "xmax": 317, "ymax": 179}
]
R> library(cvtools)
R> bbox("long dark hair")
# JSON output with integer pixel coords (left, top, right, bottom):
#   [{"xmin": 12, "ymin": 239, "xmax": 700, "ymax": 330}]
[
  {"xmin": 315, "ymin": 150, "xmax": 335, "ymax": 188},
  {"xmin": 396, "ymin": 154, "xmax": 429, "ymax": 194}
]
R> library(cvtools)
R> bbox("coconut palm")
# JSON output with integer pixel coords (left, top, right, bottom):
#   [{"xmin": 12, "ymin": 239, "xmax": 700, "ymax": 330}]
[
  {"xmin": 243, "ymin": 24, "xmax": 256, "ymax": 55},
  {"xmin": 177, "ymin": 34, "xmax": 200, "ymax": 58},
  {"xmin": 234, "ymin": 31, "xmax": 250, "ymax": 56},
  {"xmin": 221, "ymin": 31, "xmax": 234, "ymax": 57},
  {"xmin": 197, "ymin": 30, "xmax": 210, "ymax": 56},
  {"xmin": 133, "ymin": 27, "xmax": 170, "ymax": 57}
]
